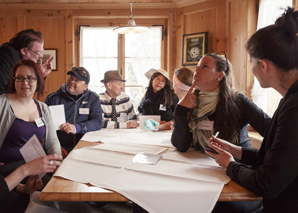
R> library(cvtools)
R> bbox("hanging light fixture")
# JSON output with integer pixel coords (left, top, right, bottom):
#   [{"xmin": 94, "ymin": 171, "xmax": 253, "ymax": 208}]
[{"xmin": 113, "ymin": 1, "xmax": 150, "ymax": 34}]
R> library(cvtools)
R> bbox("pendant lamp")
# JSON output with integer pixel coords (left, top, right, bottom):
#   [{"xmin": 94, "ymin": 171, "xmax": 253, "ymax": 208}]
[{"xmin": 113, "ymin": 1, "xmax": 150, "ymax": 34}]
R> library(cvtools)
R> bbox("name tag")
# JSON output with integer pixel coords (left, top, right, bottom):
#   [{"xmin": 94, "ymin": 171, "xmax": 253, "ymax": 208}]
[
  {"xmin": 159, "ymin": 104, "xmax": 166, "ymax": 111},
  {"xmin": 79, "ymin": 108, "xmax": 89, "ymax": 114},
  {"xmin": 82, "ymin": 101, "xmax": 88, "ymax": 104},
  {"xmin": 197, "ymin": 120, "xmax": 214, "ymax": 131},
  {"xmin": 120, "ymin": 113, "xmax": 127, "ymax": 118},
  {"xmin": 35, "ymin": 118, "xmax": 44, "ymax": 127}
]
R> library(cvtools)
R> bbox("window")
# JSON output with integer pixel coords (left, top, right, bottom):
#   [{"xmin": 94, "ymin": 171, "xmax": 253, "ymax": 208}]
[
  {"xmin": 80, "ymin": 26, "xmax": 162, "ymax": 111},
  {"xmin": 251, "ymin": 0, "xmax": 292, "ymax": 116}
]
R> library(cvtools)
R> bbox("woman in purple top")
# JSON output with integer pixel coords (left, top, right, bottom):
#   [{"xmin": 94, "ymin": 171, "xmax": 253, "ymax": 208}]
[{"xmin": 0, "ymin": 60, "xmax": 61, "ymax": 185}]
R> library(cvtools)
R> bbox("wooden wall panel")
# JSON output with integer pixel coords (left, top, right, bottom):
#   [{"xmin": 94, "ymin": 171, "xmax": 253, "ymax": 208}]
[
  {"xmin": 25, "ymin": 13, "xmax": 66, "ymax": 100},
  {"xmin": 174, "ymin": 0, "xmax": 226, "ymax": 73},
  {"xmin": 0, "ymin": 12, "xmax": 18, "ymax": 44},
  {"xmin": 227, "ymin": 0, "xmax": 258, "ymax": 94},
  {"xmin": 0, "ymin": 0, "xmax": 259, "ymax": 100}
]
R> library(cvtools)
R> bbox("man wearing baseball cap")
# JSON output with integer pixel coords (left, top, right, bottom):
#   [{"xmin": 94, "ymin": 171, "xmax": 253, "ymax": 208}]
[
  {"xmin": 45, "ymin": 67, "xmax": 103, "ymax": 152},
  {"xmin": 99, "ymin": 70, "xmax": 138, "ymax": 129}
]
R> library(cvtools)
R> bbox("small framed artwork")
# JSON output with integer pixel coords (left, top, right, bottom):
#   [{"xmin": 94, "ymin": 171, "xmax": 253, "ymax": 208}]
[
  {"xmin": 37, "ymin": 48, "xmax": 57, "ymax": 71},
  {"xmin": 182, "ymin": 32, "xmax": 208, "ymax": 66}
]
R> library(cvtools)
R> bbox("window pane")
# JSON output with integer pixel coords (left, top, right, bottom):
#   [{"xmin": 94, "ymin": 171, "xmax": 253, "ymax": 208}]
[
  {"xmin": 125, "ymin": 26, "xmax": 162, "ymax": 110},
  {"xmin": 80, "ymin": 27, "xmax": 118, "ymax": 94}
]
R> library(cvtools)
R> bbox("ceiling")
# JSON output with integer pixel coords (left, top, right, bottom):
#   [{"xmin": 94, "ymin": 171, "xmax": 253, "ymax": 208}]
[{"xmin": 0, "ymin": 0, "xmax": 208, "ymax": 8}]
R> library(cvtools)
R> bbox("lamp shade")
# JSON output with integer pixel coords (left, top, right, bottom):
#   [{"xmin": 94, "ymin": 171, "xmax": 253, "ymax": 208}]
[
  {"xmin": 113, "ymin": 1, "xmax": 150, "ymax": 34},
  {"xmin": 113, "ymin": 19, "xmax": 150, "ymax": 34}
]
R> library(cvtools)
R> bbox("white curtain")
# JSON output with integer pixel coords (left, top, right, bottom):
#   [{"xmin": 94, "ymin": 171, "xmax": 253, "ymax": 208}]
[{"xmin": 251, "ymin": 0, "xmax": 292, "ymax": 116}]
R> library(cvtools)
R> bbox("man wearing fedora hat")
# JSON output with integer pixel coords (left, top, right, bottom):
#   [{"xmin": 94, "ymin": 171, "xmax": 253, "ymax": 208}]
[
  {"xmin": 45, "ymin": 67, "xmax": 103, "ymax": 152},
  {"xmin": 99, "ymin": 70, "xmax": 138, "ymax": 129}
]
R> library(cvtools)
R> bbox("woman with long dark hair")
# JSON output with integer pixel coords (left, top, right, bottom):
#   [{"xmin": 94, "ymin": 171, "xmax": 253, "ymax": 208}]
[
  {"xmin": 138, "ymin": 69, "xmax": 178, "ymax": 131},
  {"xmin": 172, "ymin": 53, "xmax": 270, "ymax": 152},
  {"xmin": 207, "ymin": 8, "xmax": 298, "ymax": 212}
]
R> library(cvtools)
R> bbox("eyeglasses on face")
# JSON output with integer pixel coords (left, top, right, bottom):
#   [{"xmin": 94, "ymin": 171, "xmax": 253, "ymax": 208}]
[
  {"xmin": 14, "ymin": 76, "xmax": 37, "ymax": 83},
  {"xmin": 27, "ymin": 47, "xmax": 44, "ymax": 58},
  {"xmin": 215, "ymin": 51, "xmax": 229, "ymax": 72}
]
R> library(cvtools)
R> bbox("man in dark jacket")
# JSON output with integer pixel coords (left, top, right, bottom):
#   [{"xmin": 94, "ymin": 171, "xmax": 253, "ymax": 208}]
[
  {"xmin": 45, "ymin": 67, "xmax": 102, "ymax": 152},
  {"xmin": 0, "ymin": 29, "xmax": 53, "ymax": 95}
]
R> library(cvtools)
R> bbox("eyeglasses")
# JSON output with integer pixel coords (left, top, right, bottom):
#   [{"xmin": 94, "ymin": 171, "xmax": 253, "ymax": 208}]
[
  {"xmin": 216, "ymin": 51, "xmax": 229, "ymax": 72},
  {"xmin": 14, "ymin": 76, "xmax": 37, "ymax": 83},
  {"xmin": 27, "ymin": 48, "xmax": 44, "ymax": 58},
  {"xmin": 71, "ymin": 67, "xmax": 88, "ymax": 78}
]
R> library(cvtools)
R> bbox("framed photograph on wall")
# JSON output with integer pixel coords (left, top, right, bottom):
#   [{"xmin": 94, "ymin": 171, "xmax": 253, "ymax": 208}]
[
  {"xmin": 37, "ymin": 49, "xmax": 57, "ymax": 71},
  {"xmin": 182, "ymin": 32, "xmax": 208, "ymax": 66}
]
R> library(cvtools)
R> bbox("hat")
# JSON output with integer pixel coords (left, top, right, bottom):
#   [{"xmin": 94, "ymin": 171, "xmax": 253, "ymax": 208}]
[
  {"xmin": 101, "ymin": 70, "xmax": 126, "ymax": 83},
  {"xmin": 67, "ymin": 67, "xmax": 90, "ymax": 84},
  {"xmin": 145, "ymin": 68, "xmax": 172, "ymax": 86}
]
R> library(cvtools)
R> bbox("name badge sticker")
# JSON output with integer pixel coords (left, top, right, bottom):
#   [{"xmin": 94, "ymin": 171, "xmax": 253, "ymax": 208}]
[
  {"xmin": 120, "ymin": 113, "xmax": 127, "ymax": 118},
  {"xmin": 35, "ymin": 118, "xmax": 45, "ymax": 127},
  {"xmin": 79, "ymin": 108, "xmax": 89, "ymax": 115},
  {"xmin": 197, "ymin": 120, "xmax": 214, "ymax": 131},
  {"xmin": 159, "ymin": 104, "xmax": 166, "ymax": 111}
]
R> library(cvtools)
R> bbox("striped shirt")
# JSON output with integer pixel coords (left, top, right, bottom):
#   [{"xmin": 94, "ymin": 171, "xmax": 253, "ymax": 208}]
[{"xmin": 99, "ymin": 92, "xmax": 137, "ymax": 129}]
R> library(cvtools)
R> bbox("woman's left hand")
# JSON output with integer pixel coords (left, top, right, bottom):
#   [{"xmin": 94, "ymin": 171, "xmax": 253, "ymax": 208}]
[
  {"xmin": 17, "ymin": 175, "xmax": 43, "ymax": 194},
  {"xmin": 205, "ymin": 144, "xmax": 234, "ymax": 168}
]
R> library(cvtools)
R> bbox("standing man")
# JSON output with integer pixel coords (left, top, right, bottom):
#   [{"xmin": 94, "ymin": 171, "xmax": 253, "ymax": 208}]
[
  {"xmin": 0, "ymin": 29, "xmax": 53, "ymax": 95},
  {"xmin": 45, "ymin": 67, "xmax": 102, "ymax": 152},
  {"xmin": 100, "ymin": 70, "xmax": 138, "ymax": 129}
]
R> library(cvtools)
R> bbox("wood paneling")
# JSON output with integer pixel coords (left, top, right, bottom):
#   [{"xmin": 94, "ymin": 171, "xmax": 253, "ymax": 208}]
[
  {"xmin": 0, "ymin": 0, "xmax": 259, "ymax": 101},
  {"xmin": 175, "ymin": 0, "xmax": 226, "ymax": 74}
]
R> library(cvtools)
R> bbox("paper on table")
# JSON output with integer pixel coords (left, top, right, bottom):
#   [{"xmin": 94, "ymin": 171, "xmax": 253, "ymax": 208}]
[
  {"xmin": 81, "ymin": 128, "xmax": 146, "ymax": 142},
  {"xmin": 20, "ymin": 134, "xmax": 46, "ymax": 178},
  {"xmin": 55, "ymin": 157, "xmax": 224, "ymax": 213},
  {"xmin": 49, "ymin": 105, "xmax": 66, "ymax": 130},
  {"xmin": 132, "ymin": 152, "xmax": 162, "ymax": 165}
]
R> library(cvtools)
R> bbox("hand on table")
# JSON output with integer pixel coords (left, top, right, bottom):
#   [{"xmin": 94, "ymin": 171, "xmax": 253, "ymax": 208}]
[
  {"xmin": 61, "ymin": 122, "xmax": 76, "ymax": 134},
  {"xmin": 40, "ymin": 55, "xmax": 54, "ymax": 78},
  {"xmin": 153, "ymin": 121, "xmax": 171, "ymax": 132},
  {"xmin": 127, "ymin": 120, "xmax": 139, "ymax": 128}
]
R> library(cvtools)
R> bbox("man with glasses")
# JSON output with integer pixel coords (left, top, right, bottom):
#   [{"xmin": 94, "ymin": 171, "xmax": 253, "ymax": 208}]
[
  {"xmin": 45, "ymin": 67, "xmax": 103, "ymax": 152},
  {"xmin": 0, "ymin": 29, "xmax": 53, "ymax": 95}
]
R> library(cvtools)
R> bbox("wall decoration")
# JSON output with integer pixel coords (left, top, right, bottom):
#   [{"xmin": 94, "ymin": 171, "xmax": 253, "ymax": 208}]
[
  {"xmin": 182, "ymin": 32, "xmax": 208, "ymax": 66},
  {"xmin": 38, "ymin": 49, "xmax": 57, "ymax": 71}
]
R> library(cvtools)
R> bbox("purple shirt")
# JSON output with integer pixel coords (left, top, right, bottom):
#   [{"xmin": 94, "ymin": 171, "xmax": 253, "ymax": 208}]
[{"xmin": 0, "ymin": 99, "xmax": 46, "ymax": 163}]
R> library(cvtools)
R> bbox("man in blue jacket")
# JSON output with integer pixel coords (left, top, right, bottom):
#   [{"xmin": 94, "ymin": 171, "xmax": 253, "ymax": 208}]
[{"xmin": 45, "ymin": 67, "xmax": 102, "ymax": 152}]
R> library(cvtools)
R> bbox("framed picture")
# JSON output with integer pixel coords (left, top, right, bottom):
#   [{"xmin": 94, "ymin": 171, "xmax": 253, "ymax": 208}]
[
  {"xmin": 182, "ymin": 32, "xmax": 208, "ymax": 66},
  {"xmin": 37, "ymin": 49, "xmax": 57, "ymax": 71}
]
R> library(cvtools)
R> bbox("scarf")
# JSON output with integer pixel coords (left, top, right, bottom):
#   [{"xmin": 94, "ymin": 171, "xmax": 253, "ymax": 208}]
[{"xmin": 188, "ymin": 87, "xmax": 219, "ymax": 152}]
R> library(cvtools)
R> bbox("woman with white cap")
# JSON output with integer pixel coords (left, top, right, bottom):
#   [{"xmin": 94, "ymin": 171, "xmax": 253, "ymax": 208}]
[{"xmin": 138, "ymin": 68, "xmax": 179, "ymax": 131}]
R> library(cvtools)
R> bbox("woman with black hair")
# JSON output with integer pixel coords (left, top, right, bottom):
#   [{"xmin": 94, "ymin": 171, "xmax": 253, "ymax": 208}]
[
  {"xmin": 207, "ymin": 8, "xmax": 298, "ymax": 212},
  {"xmin": 138, "ymin": 68, "xmax": 178, "ymax": 131}
]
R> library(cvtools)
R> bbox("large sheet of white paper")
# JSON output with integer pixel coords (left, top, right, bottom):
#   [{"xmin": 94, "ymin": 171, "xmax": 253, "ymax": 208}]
[
  {"xmin": 81, "ymin": 128, "xmax": 173, "ymax": 147},
  {"xmin": 81, "ymin": 128, "xmax": 146, "ymax": 142},
  {"xmin": 49, "ymin": 105, "xmax": 66, "ymax": 130},
  {"xmin": 55, "ymin": 158, "xmax": 224, "ymax": 213}
]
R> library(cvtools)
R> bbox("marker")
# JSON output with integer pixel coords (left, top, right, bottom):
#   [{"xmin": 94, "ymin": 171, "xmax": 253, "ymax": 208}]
[{"xmin": 214, "ymin": 131, "xmax": 219, "ymax": 138}]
